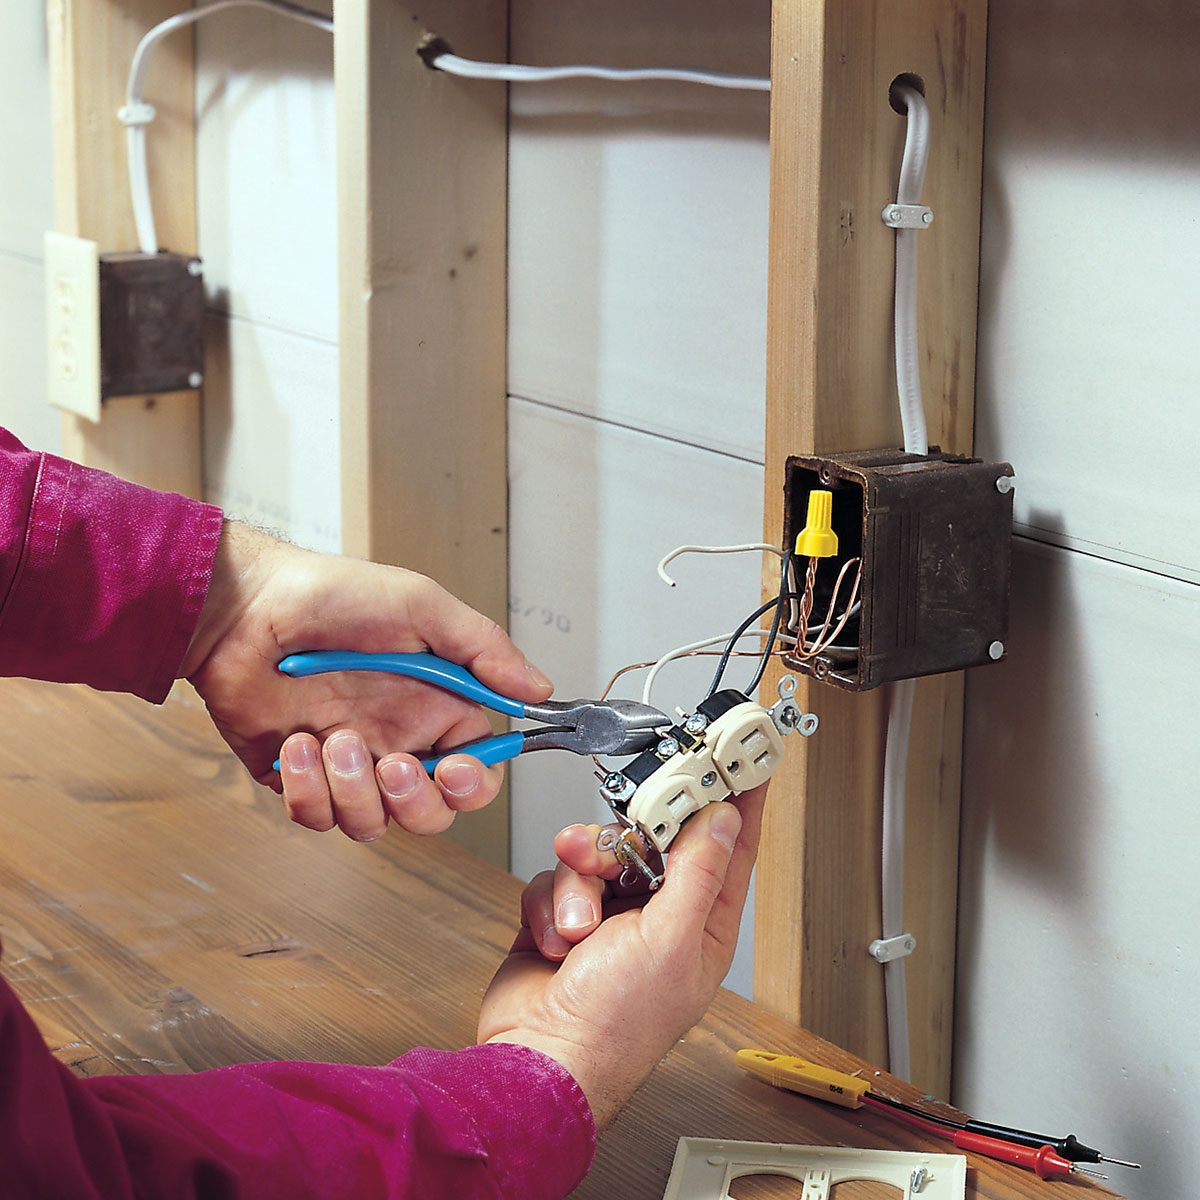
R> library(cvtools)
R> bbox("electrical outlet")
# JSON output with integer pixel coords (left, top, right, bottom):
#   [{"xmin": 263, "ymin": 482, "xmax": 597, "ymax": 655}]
[
  {"xmin": 627, "ymin": 701, "xmax": 787, "ymax": 852},
  {"xmin": 44, "ymin": 232, "xmax": 101, "ymax": 422},
  {"xmin": 708, "ymin": 701, "xmax": 787, "ymax": 790}
]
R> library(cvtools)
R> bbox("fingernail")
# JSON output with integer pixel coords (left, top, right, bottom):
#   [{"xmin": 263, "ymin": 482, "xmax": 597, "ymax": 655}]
[
  {"xmin": 556, "ymin": 896, "xmax": 595, "ymax": 931},
  {"xmin": 709, "ymin": 803, "xmax": 740, "ymax": 851},
  {"xmin": 542, "ymin": 923, "xmax": 570, "ymax": 959},
  {"xmin": 327, "ymin": 734, "xmax": 366, "ymax": 775},
  {"xmin": 379, "ymin": 759, "xmax": 419, "ymax": 799},
  {"xmin": 525, "ymin": 659, "xmax": 553, "ymax": 690},
  {"xmin": 285, "ymin": 738, "xmax": 318, "ymax": 770},
  {"xmin": 439, "ymin": 762, "xmax": 478, "ymax": 797}
]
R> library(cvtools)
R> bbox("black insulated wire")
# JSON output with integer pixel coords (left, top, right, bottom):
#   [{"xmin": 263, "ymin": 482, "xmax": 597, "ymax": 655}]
[
  {"xmin": 743, "ymin": 548, "xmax": 794, "ymax": 697},
  {"xmin": 705, "ymin": 587, "xmax": 801, "ymax": 700}
]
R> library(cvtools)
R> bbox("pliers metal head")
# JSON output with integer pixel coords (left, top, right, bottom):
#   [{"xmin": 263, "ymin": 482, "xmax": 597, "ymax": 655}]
[{"xmin": 521, "ymin": 698, "xmax": 670, "ymax": 757}]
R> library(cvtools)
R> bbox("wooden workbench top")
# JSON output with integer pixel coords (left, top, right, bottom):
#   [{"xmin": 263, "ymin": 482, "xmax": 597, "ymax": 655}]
[{"xmin": 0, "ymin": 679, "xmax": 1113, "ymax": 1199}]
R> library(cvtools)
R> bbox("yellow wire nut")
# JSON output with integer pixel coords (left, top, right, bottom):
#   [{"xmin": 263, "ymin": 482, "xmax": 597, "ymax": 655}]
[{"xmin": 794, "ymin": 490, "xmax": 838, "ymax": 558}]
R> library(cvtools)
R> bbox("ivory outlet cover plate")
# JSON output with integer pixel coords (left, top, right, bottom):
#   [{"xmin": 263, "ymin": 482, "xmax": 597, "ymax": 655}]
[
  {"xmin": 662, "ymin": 1138, "xmax": 966, "ymax": 1200},
  {"xmin": 44, "ymin": 231, "xmax": 101, "ymax": 422}
]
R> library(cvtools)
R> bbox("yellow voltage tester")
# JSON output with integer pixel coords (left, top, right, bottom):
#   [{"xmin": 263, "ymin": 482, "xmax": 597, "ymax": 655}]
[{"xmin": 735, "ymin": 1050, "xmax": 869, "ymax": 1110}]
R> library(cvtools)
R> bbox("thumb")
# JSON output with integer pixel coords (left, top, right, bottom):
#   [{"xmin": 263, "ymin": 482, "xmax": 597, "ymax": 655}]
[
  {"xmin": 644, "ymin": 801, "xmax": 741, "ymax": 948},
  {"xmin": 404, "ymin": 577, "xmax": 554, "ymax": 701}
]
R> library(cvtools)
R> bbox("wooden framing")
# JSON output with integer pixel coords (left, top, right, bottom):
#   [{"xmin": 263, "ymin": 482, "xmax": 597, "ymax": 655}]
[
  {"xmin": 755, "ymin": 2, "xmax": 988, "ymax": 1095},
  {"xmin": 47, "ymin": 0, "xmax": 990, "ymax": 1059},
  {"xmin": 46, "ymin": 0, "xmax": 201, "ymax": 497},
  {"xmin": 335, "ymin": 1, "xmax": 511, "ymax": 866}
]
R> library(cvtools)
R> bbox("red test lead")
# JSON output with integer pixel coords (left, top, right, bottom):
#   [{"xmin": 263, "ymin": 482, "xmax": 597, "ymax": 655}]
[{"xmin": 953, "ymin": 1132, "xmax": 1106, "ymax": 1182}]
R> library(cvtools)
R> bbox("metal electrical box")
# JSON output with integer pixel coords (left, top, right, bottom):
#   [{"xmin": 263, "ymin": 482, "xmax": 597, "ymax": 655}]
[
  {"xmin": 782, "ymin": 449, "xmax": 1014, "ymax": 691},
  {"xmin": 99, "ymin": 251, "xmax": 205, "ymax": 399}
]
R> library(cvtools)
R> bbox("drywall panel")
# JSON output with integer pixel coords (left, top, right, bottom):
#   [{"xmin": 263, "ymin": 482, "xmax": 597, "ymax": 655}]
[
  {"xmin": 0, "ymin": 6, "xmax": 53, "ymax": 261},
  {"xmin": 0, "ymin": 253, "xmax": 59, "ymax": 456},
  {"xmin": 508, "ymin": 398, "xmax": 772, "ymax": 994},
  {"xmin": 956, "ymin": 539, "xmax": 1199, "ymax": 1200},
  {"xmin": 203, "ymin": 312, "xmax": 340, "ymax": 552},
  {"xmin": 508, "ymin": 0, "xmax": 770, "ymax": 463},
  {"xmin": 976, "ymin": 2, "xmax": 1200, "ymax": 583},
  {"xmin": 0, "ymin": 6, "xmax": 58, "ymax": 456},
  {"xmin": 195, "ymin": 2, "xmax": 335, "ymax": 341}
]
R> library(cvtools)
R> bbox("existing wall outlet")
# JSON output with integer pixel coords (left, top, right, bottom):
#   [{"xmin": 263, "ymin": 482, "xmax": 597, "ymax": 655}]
[
  {"xmin": 43, "ymin": 236, "xmax": 205, "ymax": 418},
  {"xmin": 44, "ymin": 232, "xmax": 101, "ymax": 422}
]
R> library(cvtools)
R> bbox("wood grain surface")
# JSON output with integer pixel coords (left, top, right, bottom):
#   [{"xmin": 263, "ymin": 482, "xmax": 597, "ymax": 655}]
[
  {"xmin": 758, "ymin": 0, "xmax": 988, "ymax": 1096},
  {"xmin": 335, "ymin": 0, "xmax": 511, "ymax": 867},
  {"xmin": 0, "ymin": 679, "xmax": 1115, "ymax": 1198},
  {"xmin": 47, "ymin": 0, "xmax": 203, "ymax": 497}
]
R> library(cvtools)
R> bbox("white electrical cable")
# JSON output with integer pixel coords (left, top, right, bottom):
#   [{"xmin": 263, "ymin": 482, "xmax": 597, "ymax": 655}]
[
  {"xmin": 429, "ymin": 51, "xmax": 770, "ymax": 92},
  {"xmin": 121, "ymin": 0, "xmax": 333, "ymax": 255},
  {"xmin": 657, "ymin": 543, "xmax": 784, "ymax": 589},
  {"xmin": 892, "ymin": 85, "xmax": 931, "ymax": 457},
  {"xmin": 881, "ymin": 676, "xmax": 916, "ymax": 1083},
  {"xmin": 879, "ymin": 84, "xmax": 931, "ymax": 1084}
]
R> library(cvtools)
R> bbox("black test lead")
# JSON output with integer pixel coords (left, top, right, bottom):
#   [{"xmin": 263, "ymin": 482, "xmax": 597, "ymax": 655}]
[{"xmin": 959, "ymin": 1119, "xmax": 1142, "ymax": 1170}]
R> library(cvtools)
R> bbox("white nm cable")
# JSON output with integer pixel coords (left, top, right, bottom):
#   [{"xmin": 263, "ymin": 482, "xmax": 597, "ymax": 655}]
[
  {"xmin": 880, "ymin": 84, "xmax": 931, "ymax": 1084},
  {"xmin": 429, "ymin": 51, "xmax": 770, "ymax": 93},
  {"xmin": 120, "ymin": 0, "xmax": 333, "ymax": 255}
]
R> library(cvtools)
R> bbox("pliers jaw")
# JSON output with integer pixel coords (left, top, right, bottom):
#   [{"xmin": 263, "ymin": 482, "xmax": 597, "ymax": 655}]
[{"xmin": 522, "ymin": 698, "xmax": 670, "ymax": 757}]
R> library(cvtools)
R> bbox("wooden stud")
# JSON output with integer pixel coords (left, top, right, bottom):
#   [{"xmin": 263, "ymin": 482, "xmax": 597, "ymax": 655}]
[
  {"xmin": 336, "ymin": 1, "xmax": 510, "ymax": 866},
  {"xmin": 46, "ymin": 0, "xmax": 202, "ymax": 497},
  {"xmin": 756, "ymin": 1, "xmax": 987, "ymax": 1095}
]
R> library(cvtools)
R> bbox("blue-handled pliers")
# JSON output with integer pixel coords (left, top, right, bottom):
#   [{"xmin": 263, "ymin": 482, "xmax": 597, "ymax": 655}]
[{"xmin": 274, "ymin": 650, "xmax": 670, "ymax": 774}]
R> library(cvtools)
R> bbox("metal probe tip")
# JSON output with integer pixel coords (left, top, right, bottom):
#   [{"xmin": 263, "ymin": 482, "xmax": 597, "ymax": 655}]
[
  {"xmin": 1074, "ymin": 1166, "xmax": 1108, "ymax": 1181},
  {"xmin": 1100, "ymin": 1155, "xmax": 1142, "ymax": 1169}
]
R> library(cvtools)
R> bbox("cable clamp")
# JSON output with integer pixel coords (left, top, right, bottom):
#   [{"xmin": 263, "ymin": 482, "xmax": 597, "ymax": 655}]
[
  {"xmin": 881, "ymin": 203, "xmax": 933, "ymax": 230},
  {"xmin": 868, "ymin": 933, "xmax": 917, "ymax": 963},
  {"xmin": 117, "ymin": 102, "xmax": 157, "ymax": 127}
]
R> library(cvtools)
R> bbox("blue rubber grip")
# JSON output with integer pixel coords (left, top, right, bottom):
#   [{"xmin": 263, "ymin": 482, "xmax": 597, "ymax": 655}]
[
  {"xmin": 420, "ymin": 730, "xmax": 526, "ymax": 774},
  {"xmin": 276, "ymin": 731, "xmax": 526, "ymax": 777},
  {"xmin": 277, "ymin": 651, "xmax": 527, "ymax": 718}
]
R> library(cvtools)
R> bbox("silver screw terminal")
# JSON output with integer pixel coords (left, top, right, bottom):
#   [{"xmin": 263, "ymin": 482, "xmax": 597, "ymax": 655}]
[
  {"xmin": 603, "ymin": 771, "xmax": 625, "ymax": 793},
  {"xmin": 684, "ymin": 713, "xmax": 708, "ymax": 735},
  {"xmin": 988, "ymin": 640, "xmax": 1005, "ymax": 660},
  {"xmin": 656, "ymin": 737, "xmax": 680, "ymax": 758},
  {"xmin": 700, "ymin": 771, "xmax": 717, "ymax": 788}
]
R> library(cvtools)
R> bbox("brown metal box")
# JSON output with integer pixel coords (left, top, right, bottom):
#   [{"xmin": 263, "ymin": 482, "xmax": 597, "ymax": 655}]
[
  {"xmin": 782, "ymin": 449, "xmax": 1014, "ymax": 691},
  {"xmin": 99, "ymin": 251, "xmax": 204, "ymax": 399}
]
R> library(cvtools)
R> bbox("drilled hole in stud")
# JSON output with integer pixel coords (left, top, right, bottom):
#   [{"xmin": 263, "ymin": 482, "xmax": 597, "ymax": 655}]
[{"xmin": 889, "ymin": 72, "xmax": 926, "ymax": 113}]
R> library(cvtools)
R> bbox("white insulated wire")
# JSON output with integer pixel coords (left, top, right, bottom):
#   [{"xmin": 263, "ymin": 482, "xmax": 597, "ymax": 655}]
[
  {"xmin": 879, "ymin": 84, "xmax": 931, "ymax": 1083},
  {"xmin": 657, "ymin": 543, "xmax": 784, "ymax": 589},
  {"xmin": 429, "ymin": 52, "xmax": 770, "ymax": 92},
  {"xmin": 642, "ymin": 629, "xmax": 775, "ymax": 708},
  {"xmin": 121, "ymin": 0, "xmax": 333, "ymax": 254}
]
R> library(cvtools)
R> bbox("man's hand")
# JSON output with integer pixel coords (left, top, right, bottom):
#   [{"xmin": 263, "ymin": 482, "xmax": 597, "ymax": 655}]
[
  {"xmin": 478, "ymin": 786, "xmax": 766, "ymax": 1129},
  {"xmin": 181, "ymin": 522, "xmax": 553, "ymax": 841}
]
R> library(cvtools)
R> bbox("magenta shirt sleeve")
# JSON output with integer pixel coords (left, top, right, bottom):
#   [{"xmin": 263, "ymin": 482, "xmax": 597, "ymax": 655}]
[
  {"xmin": 0, "ymin": 427, "xmax": 599, "ymax": 1195},
  {"xmin": 0, "ymin": 975, "xmax": 595, "ymax": 1199},
  {"xmin": 0, "ymin": 426, "xmax": 223, "ymax": 702}
]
